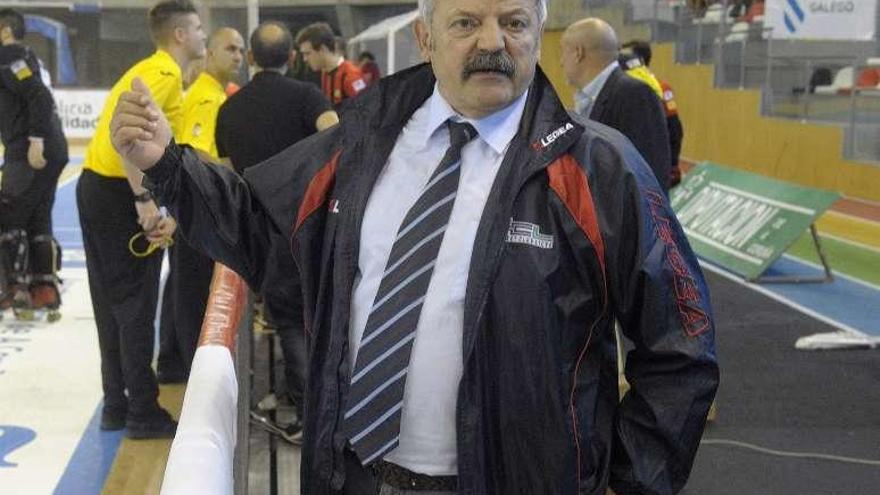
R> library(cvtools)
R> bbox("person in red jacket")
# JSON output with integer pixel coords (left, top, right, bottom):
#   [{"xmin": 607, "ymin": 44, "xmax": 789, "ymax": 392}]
[
  {"xmin": 296, "ymin": 22, "xmax": 366, "ymax": 107},
  {"xmin": 358, "ymin": 51, "xmax": 382, "ymax": 86},
  {"xmin": 738, "ymin": 0, "xmax": 765, "ymax": 23}
]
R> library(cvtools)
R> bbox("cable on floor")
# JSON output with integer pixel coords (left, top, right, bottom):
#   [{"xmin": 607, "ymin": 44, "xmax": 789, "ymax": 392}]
[{"xmin": 701, "ymin": 439, "xmax": 880, "ymax": 467}]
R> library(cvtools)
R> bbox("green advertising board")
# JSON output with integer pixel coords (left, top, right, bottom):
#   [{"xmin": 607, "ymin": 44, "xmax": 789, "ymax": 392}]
[{"xmin": 670, "ymin": 163, "xmax": 840, "ymax": 281}]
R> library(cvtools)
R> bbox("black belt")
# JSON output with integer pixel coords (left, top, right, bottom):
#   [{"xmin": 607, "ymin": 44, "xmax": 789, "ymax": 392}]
[{"xmin": 373, "ymin": 460, "xmax": 458, "ymax": 492}]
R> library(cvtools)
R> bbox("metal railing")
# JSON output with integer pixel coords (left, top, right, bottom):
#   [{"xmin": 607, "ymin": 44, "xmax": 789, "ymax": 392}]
[
  {"xmin": 844, "ymin": 81, "xmax": 880, "ymax": 165},
  {"xmin": 234, "ymin": 290, "xmax": 254, "ymax": 495},
  {"xmin": 674, "ymin": 2, "xmax": 729, "ymax": 65},
  {"xmin": 612, "ymin": 0, "xmax": 880, "ymax": 165},
  {"xmin": 761, "ymin": 54, "xmax": 860, "ymax": 122},
  {"xmin": 715, "ymin": 25, "xmax": 773, "ymax": 89}
]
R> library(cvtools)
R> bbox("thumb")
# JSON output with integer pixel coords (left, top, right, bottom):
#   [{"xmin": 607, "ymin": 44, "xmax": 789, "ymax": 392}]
[
  {"xmin": 131, "ymin": 76, "xmax": 162, "ymax": 117},
  {"xmin": 131, "ymin": 76, "xmax": 153, "ymax": 98}
]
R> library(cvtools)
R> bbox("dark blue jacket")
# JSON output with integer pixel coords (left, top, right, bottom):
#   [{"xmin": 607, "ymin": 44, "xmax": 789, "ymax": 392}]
[{"xmin": 146, "ymin": 63, "xmax": 718, "ymax": 495}]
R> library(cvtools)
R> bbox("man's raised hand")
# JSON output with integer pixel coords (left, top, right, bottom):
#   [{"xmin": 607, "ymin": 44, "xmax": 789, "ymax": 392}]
[{"xmin": 110, "ymin": 77, "xmax": 171, "ymax": 171}]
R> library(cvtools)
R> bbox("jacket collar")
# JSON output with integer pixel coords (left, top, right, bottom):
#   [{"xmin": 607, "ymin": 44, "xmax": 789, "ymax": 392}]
[
  {"xmin": 575, "ymin": 60, "xmax": 618, "ymax": 114},
  {"xmin": 418, "ymin": 83, "xmax": 529, "ymax": 155},
  {"xmin": 341, "ymin": 63, "xmax": 583, "ymax": 167}
]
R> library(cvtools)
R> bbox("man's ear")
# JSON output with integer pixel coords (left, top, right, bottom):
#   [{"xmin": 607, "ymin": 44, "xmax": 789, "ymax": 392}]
[
  {"xmin": 247, "ymin": 50, "xmax": 254, "ymax": 67},
  {"xmin": 172, "ymin": 26, "xmax": 186, "ymax": 45},
  {"xmin": 574, "ymin": 45, "xmax": 585, "ymax": 64},
  {"xmin": 413, "ymin": 18, "xmax": 432, "ymax": 63}
]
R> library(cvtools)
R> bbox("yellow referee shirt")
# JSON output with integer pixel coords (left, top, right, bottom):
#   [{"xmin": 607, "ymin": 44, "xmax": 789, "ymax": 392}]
[
  {"xmin": 84, "ymin": 50, "xmax": 183, "ymax": 178},
  {"xmin": 179, "ymin": 72, "xmax": 226, "ymax": 160},
  {"xmin": 624, "ymin": 65, "xmax": 664, "ymax": 103}
]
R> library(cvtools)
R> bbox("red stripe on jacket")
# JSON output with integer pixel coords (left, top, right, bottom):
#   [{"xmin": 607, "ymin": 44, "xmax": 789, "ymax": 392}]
[
  {"xmin": 547, "ymin": 154, "xmax": 609, "ymax": 490},
  {"xmin": 295, "ymin": 150, "xmax": 341, "ymax": 233}
]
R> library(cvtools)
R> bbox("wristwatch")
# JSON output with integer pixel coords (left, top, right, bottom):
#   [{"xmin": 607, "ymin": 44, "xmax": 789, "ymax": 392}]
[{"xmin": 133, "ymin": 190, "xmax": 153, "ymax": 203}]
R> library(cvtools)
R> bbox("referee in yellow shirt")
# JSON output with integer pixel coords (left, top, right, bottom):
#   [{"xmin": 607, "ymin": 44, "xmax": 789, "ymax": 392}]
[
  {"xmin": 76, "ymin": 0, "xmax": 205, "ymax": 439},
  {"xmin": 158, "ymin": 27, "xmax": 244, "ymax": 384},
  {"xmin": 179, "ymin": 28, "xmax": 244, "ymax": 160}
]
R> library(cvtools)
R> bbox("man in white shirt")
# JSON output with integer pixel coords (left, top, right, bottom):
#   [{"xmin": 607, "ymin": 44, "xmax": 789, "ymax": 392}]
[{"xmin": 110, "ymin": 0, "xmax": 719, "ymax": 493}]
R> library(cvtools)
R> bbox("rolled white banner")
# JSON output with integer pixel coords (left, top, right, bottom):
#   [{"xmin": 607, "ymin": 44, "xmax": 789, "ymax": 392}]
[{"xmin": 161, "ymin": 345, "xmax": 238, "ymax": 495}]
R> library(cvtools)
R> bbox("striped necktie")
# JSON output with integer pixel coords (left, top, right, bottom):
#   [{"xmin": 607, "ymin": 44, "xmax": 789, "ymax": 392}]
[{"xmin": 343, "ymin": 121, "xmax": 478, "ymax": 465}]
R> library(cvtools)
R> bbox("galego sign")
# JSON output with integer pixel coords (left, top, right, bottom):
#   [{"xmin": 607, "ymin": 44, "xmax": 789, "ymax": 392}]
[{"xmin": 766, "ymin": 0, "xmax": 877, "ymax": 40}]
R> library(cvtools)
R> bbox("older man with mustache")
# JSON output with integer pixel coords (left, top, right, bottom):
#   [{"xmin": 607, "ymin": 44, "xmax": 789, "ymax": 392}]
[{"xmin": 109, "ymin": 0, "xmax": 719, "ymax": 493}]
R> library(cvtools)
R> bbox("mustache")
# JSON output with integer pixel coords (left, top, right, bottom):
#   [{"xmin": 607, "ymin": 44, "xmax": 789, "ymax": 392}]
[{"xmin": 463, "ymin": 50, "xmax": 516, "ymax": 79}]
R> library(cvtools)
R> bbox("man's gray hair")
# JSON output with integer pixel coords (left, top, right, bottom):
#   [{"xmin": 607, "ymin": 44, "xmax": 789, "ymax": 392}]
[{"xmin": 417, "ymin": 0, "xmax": 548, "ymax": 25}]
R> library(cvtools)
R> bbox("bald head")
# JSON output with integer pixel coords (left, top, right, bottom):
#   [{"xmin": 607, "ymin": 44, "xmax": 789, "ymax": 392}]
[
  {"xmin": 560, "ymin": 17, "xmax": 620, "ymax": 89},
  {"xmin": 251, "ymin": 21, "xmax": 293, "ymax": 70},
  {"xmin": 205, "ymin": 27, "xmax": 244, "ymax": 85},
  {"xmin": 564, "ymin": 18, "xmax": 619, "ymax": 63},
  {"xmin": 208, "ymin": 27, "xmax": 242, "ymax": 51}
]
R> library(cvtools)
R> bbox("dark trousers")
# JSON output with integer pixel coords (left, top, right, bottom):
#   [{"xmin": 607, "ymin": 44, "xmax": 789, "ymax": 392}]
[
  {"xmin": 77, "ymin": 169, "xmax": 163, "ymax": 416},
  {"xmin": 157, "ymin": 233, "xmax": 213, "ymax": 377},
  {"xmin": 344, "ymin": 449, "xmax": 380, "ymax": 495},
  {"xmin": 0, "ymin": 141, "xmax": 66, "ymax": 243},
  {"xmin": 262, "ymin": 237, "xmax": 307, "ymax": 419}
]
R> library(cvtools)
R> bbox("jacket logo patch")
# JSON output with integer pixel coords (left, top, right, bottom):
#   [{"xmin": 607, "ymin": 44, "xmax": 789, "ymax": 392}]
[
  {"xmin": 10, "ymin": 59, "xmax": 32, "ymax": 80},
  {"xmin": 534, "ymin": 122, "xmax": 575, "ymax": 150},
  {"xmin": 506, "ymin": 219, "xmax": 554, "ymax": 249},
  {"xmin": 329, "ymin": 199, "xmax": 340, "ymax": 214}
]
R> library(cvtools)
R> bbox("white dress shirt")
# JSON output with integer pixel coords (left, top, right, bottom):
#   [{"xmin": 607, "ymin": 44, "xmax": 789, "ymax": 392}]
[
  {"xmin": 574, "ymin": 60, "xmax": 619, "ymax": 116},
  {"xmin": 348, "ymin": 84, "xmax": 529, "ymax": 475}
]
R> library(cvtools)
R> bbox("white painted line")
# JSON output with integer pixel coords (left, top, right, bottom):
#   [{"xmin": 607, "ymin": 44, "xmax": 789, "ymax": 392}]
[
  {"xmin": 698, "ymin": 260, "xmax": 873, "ymax": 339},
  {"xmin": 685, "ymin": 229, "xmax": 764, "ymax": 265},
  {"xmin": 709, "ymin": 181, "xmax": 816, "ymax": 216}
]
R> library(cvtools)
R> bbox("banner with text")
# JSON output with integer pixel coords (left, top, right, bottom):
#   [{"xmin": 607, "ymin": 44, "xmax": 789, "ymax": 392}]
[
  {"xmin": 670, "ymin": 163, "xmax": 839, "ymax": 280},
  {"xmin": 766, "ymin": 0, "xmax": 876, "ymax": 40},
  {"xmin": 53, "ymin": 89, "xmax": 108, "ymax": 139}
]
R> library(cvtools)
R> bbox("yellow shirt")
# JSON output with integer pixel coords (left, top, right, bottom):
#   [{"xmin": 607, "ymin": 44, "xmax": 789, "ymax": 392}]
[
  {"xmin": 179, "ymin": 72, "xmax": 226, "ymax": 160},
  {"xmin": 84, "ymin": 50, "xmax": 183, "ymax": 178},
  {"xmin": 625, "ymin": 65, "xmax": 665, "ymax": 103}
]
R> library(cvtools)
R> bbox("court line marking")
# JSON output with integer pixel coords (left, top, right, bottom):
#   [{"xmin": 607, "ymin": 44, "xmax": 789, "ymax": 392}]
[{"xmin": 699, "ymin": 261, "xmax": 872, "ymax": 339}]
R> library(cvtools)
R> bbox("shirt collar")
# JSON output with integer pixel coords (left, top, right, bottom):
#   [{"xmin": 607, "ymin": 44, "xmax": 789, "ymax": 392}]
[
  {"xmin": 154, "ymin": 49, "xmax": 179, "ymax": 71},
  {"xmin": 421, "ymin": 83, "xmax": 529, "ymax": 155},
  {"xmin": 575, "ymin": 61, "xmax": 618, "ymax": 111},
  {"xmin": 193, "ymin": 72, "xmax": 224, "ymax": 95}
]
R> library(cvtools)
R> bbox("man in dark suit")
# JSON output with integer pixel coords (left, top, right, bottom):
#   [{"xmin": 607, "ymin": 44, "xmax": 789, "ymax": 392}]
[
  {"xmin": 214, "ymin": 21, "xmax": 338, "ymax": 441},
  {"xmin": 561, "ymin": 17, "xmax": 671, "ymax": 191}
]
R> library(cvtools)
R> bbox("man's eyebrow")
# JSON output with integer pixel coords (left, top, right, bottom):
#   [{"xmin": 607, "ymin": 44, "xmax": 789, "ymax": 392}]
[
  {"xmin": 446, "ymin": 6, "xmax": 533, "ymax": 18},
  {"xmin": 499, "ymin": 7, "xmax": 532, "ymax": 16},
  {"xmin": 447, "ymin": 8, "xmax": 479, "ymax": 18}
]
